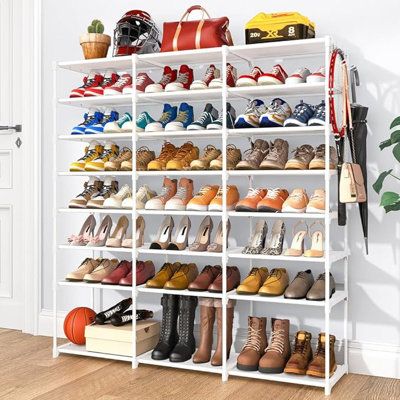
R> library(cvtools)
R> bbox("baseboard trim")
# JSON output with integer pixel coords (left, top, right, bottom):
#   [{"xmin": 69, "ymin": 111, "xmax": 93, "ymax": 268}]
[{"xmin": 38, "ymin": 309, "xmax": 400, "ymax": 379}]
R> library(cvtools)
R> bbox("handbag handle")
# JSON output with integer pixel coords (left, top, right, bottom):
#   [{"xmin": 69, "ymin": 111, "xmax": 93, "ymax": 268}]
[{"xmin": 179, "ymin": 5, "xmax": 211, "ymax": 23}]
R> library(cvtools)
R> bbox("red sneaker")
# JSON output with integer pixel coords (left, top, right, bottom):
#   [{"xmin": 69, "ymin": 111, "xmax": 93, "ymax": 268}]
[
  {"xmin": 145, "ymin": 66, "xmax": 177, "ymax": 93},
  {"xmin": 84, "ymin": 71, "xmax": 119, "ymax": 97},
  {"xmin": 133, "ymin": 72, "xmax": 155, "ymax": 93},
  {"xmin": 209, "ymin": 63, "xmax": 237, "ymax": 88},
  {"xmin": 69, "ymin": 73, "xmax": 104, "ymax": 98},
  {"xmin": 165, "ymin": 64, "xmax": 193, "ymax": 91},
  {"xmin": 258, "ymin": 64, "xmax": 288, "ymax": 85},
  {"xmin": 190, "ymin": 64, "xmax": 220, "ymax": 90},
  {"xmin": 236, "ymin": 66, "xmax": 263, "ymax": 87},
  {"xmin": 101, "ymin": 260, "xmax": 132, "ymax": 285},
  {"xmin": 104, "ymin": 73, "xmax": 132, "ymax": 95},
  {"xmin": 119, "ymin": 260, "xmax": 155, "ymax": 286}
]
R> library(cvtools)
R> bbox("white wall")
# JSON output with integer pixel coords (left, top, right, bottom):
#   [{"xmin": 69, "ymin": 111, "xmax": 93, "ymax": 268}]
[{"xmin": 41, "ymin": 0, "xmax": 400, "ymax": 378}]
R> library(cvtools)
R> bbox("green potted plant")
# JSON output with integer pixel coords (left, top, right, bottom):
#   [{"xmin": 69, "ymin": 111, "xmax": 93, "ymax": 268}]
[
  {"xmin": 79, "ymin": 19, "xmax": 111, "ymax": 59},
  {"xmin": 373, "ymin": 116, "xmax": 400, "ymax": 212}
]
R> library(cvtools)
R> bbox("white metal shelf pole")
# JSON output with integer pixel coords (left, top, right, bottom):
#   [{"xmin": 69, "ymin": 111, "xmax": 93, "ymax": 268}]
[
  {"xmin": 131, "ymin": 54, "xmax": 138, "ymax": 369},
  {"xmin": 52, "ymin": 61, "xmax": 59, "ymax": 358},
  {"xmin": 324, "ymin": 36, "xmax": 332, "ymax": 396}
]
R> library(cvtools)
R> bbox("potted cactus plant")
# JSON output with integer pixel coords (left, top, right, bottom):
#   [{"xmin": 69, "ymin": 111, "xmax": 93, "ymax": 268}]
[{"xmin": 79, "ymin": 19, "xmax": 111, "ymax": 59}]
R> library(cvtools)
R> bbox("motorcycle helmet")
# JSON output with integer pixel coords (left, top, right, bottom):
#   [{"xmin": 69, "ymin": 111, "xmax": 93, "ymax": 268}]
[{"xmin": 113, "ymin": 10, "xmax": 161, "ymax": 56}]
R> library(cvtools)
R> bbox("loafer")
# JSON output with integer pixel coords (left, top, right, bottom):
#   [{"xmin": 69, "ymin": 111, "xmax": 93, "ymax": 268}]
[
  {"xmin": 284, "ymin": 270, "xmax": 314, "ymax": 299},
  {"xmin": 306, "ymin": 272, "xmax": 335, "ymax": 301},
  {"xmin": 101, "ymin": 260, "xmax": 132, "ymax": 285},
  {"xmin": 208, "ymin": 266, "xmax": 240, "ymax": 293},
  {"xmin": 188, "ymin": 265, "xmax": 221, "ymax": 291}
]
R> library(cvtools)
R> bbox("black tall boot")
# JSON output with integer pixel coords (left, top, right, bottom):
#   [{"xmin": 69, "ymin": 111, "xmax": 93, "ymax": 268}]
[
  {"xmin": 151, "ymin": 294, "xmax": 179, "ymax": 360},
  {"xmin": 169, "ymin": 296, "xmax": 198, "ymax": 362}
]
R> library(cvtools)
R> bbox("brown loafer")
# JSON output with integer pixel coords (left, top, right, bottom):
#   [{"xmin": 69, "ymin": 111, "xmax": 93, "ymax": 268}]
[
  {"xmin": 208, "ymin": 266, "xmax": 240, "ymax": 293},
  {"xmin": 188, "ymin": 265, "xmax": 221, "ymax": 291}
]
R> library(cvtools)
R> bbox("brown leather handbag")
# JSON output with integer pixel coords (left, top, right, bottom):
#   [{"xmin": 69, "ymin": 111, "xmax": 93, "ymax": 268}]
[{"xmin": 161, "ymin": 5, "xmax": 233, "ymax": 52}]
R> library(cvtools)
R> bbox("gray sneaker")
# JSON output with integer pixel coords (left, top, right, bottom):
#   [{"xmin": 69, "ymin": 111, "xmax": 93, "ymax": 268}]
[
  {"xmin": 260, "ymin": 138, "xmax": 289, "ymax": 169},
  {"xmin": 187, "ymin": 103, "xmax": 218, "ymax": 130},
  {"xmin": 285, "ymin": 144, "xmax": 315, "ymax": 170},
  {"xmin": 236, "ymin": 139, "xmax": 269, "ymax": 170}
]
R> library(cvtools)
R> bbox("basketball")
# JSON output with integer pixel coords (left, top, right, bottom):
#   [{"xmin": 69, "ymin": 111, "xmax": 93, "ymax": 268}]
[{"xmin": 63, "ymin": 307, "xmax": 96, "ymax": 345}]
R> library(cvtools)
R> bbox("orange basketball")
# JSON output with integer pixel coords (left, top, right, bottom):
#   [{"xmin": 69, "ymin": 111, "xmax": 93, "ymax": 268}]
[{"xmin": 63, "ymin": 307, "xmax": 96, "ymax": 345}]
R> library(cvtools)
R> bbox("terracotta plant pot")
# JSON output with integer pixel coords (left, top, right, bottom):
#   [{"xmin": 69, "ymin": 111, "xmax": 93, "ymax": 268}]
[{"xmin": 79, "ymin": 33, "xmax": 111, "ymax": 59}]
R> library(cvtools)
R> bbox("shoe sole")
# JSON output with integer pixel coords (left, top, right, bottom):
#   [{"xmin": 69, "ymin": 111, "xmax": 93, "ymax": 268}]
[
  {"xmin": 187, "ymin": 125, "xmax": 206, "ymax": 131},
  {"xmin": 236, "ymin": 363, "xmax": 259, "ymax": 371},
  {"xmin": 236, "ymin": 79, "xmax": 257, "ymax": 87},
  {"xmin": 259, "ymin": 162, "xmax": 284, "ymax": 170},
  {"xmin": 284, "ymin": 367, "xmax": 307, "ymax": 375},
  {"xmin": 165, "ymin": 205, "xmax": 186, "ymax": 211},
  {"xmin": 206, "ymin": 124, "xmax": 222, "ymax": 130},
  {"xmin": 258, "ymin": 292, "xmax": 285, "ymax": 297},
  {"xmin": 187, "ymin": 205, "xmax": 208, "ymax": 211},
  {"xmin": 284, "ymin": 120, "xmax": 307, "ymax": 127},
  {"xmin": 281, "ymin": 205, "xmax": 306, "ymax": 213},
  {"xmin": 257, "ymin": 206, "xmax": 281, "ymax": 213},
  {"xmin": 258, "ymin": 366, "xmax": 285, "ymax": 374},
  {"xmin": 235, "ymin": 205, "xmax": 257, "ymax": 212},
  {"xmin": 236, "ymin": 290, "xmax": 258, "ymax": 295},
  {"xmin": 305, "ymin": 206, "xmax": 325, "ymax": 214},
  {"xmin": 284, "ymin": 161, "xmax": 307, "ymax": 169},
  {"xmin": 258, "ymin": 76, "xmax": 284, "ymax": 85},
  {"xmin": 306, "ymin": 365, "xmax": 337, "ymax": 378},
  {"xmin": 104, "ymin": 90, "xmax": 123, "ymax": 96}
]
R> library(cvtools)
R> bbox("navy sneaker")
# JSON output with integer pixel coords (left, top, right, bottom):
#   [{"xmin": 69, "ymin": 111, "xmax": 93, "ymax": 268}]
[
  {"xmin": 145, "ymin": 104, "xmax": 178, "ymax": 132},
  {"xmin": 308, "ymin": 100, "xmax": 325, "ymax": 126},
  {"xmin": 188, "ymin": 103, "xmax": 219, "ymax": 130},
  {"xmin": 283, "ymin": 100, "xmax": 315, "ymax": 127},
  {"xmin": 259, "ymin": 98, "xmax": 292, "ymax": 128},
  {"xmin": 234, "ymin": 99, "xmax": 266, "ymax": 129},
  {"xmin": 207, "ymin": 103, "xmax": 236, "ymax": 130},
  {"xmin": 85, "ymin": 111, "xmax": 119, "ymax": 134},
  {"xmin": 71, "ymin": 111, "xmax": 103, "ymax": 135}
]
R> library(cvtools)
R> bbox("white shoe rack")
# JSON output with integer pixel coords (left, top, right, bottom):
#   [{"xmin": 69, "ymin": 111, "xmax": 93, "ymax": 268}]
[{"xmin": 53, "ymin": 36, "xmax": 349, "ymax": 395}]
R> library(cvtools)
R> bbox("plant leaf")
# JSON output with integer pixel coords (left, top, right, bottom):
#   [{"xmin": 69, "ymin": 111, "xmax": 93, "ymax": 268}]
[
  {"xmin": 380, "ymin": 191, "xmax": 400, "ymax": 207},
  {"xmin": 393, "ymin": 142, "xmax": 400, "ymax": 163},
  {"xmin": 379, "ymin": 139, "xmax": 393, "ymax": 150},
  {"xmin": 373, "ymin": 169, "xmax": 393, "ymax": 194},
  {"xmin": 391, "ymin": 130, "xmax": 400, "ymax": 144},
  {"xmin": 390, "ymin": 116, "xmax": 400, "ymax": 129},
  {"xmin": 384, "ymin": 201, "xmax": 400, "ymax": 213}
]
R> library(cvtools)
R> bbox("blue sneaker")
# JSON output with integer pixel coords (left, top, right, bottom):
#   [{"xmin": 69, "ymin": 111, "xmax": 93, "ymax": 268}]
[
  {"xmin": 145, "ymin": 104, "xmax": 177, "ymax": 132},
  {"xmin": 85, "ymin": 111, "xmax": 119, "ymax": 134},
  {"xmin": 260, "ymin": 98, "xmax": 292, "ymax": 128},
  {"xmin": 234, "ymin": 99, "xmax": 266, "ymax": 129},
  {"xmin": 165, "ymin": 102, "xmax": 194, "ymax": 131},
  {"xmin": 283, "ymin": 100, "xmax": 314, "ymax": 127},
  {"xmin": 308, "ymin": 100, "xmax": 325, "ymax": 126},
  {"xmin": 136, "ymin": 112, "xmax": 155, "ymax": 132},
  {"xmin": 71, "ymin": 111, "xmax": 103, "ymax": 135}
]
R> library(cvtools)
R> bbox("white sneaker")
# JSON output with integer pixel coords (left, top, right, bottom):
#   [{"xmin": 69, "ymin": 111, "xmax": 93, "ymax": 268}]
[
  {"xmin": 307, "ymin": 67, "xmax": 326, "ymax": 83},
  {"xmin": 285, "ymin": 67, "xmax": 311, "ymax": 85},
  {"xmin": 103, "ymin": 184, "xmax": 132, "ymax": 209},
  {"xmin": 121, "ymin": 196, "xmax": 133, "ymax": 209},
  {"xmin": 136, "ymin": 185, "xmax": 157, "ymax": 209},
  {"xmin": 121, "ymin": 120, "xmax": 133, "ymax": 133}
]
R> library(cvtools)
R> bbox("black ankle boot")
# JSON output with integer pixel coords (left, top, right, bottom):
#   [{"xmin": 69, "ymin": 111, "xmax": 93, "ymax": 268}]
[
  {"xmin": 169, "ymin": 296, "xmax": 198, "ymax": 362},
  {"xmin": 151, "ymin": 294, "xmax": 179, "ymax": 360}
]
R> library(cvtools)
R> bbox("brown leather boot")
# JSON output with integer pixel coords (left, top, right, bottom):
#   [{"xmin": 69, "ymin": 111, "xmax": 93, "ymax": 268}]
[
  {"xmin": 259, "ymin": 318, "xmax": 291, "ymax": 373},
  {"xmin": 210, "ymin": 304, "xmax": 234, "ymax": 366},
  {"xmin": 236, "ymin": 316, "xmax": 267, "ymax": 371},
  {"xmin": 306, "ymin": 333, "xmax": 337, "ymax": 378},
  {"xmin": 284, "ymin": 331, "xmax": 313, "ymax": 375},
  {"xmin": 193, "ymin": 304, "xmax": 215, "ymax": 363}
]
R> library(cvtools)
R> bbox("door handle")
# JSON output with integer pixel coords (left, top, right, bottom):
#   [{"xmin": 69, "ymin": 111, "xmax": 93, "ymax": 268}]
[{"xmin": 0, "ymin": 124, "xmax": 22, "ymax": 132}]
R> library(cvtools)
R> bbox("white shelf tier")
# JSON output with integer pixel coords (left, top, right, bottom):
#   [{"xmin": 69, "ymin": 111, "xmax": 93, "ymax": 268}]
[
  {"xmin": 228, "ymin": 82, "xmax": 325, "ymax": 99},
  {"xmin": 228, "ymin": 211, "xmax": 337, "ymax": 220},
  {"xmin": 229, "ymin": 363, "xmax": 346, "ymax": 389},
  {"xmin": 58, "ymin": 244, "xmax": 133, "ymax": 253},
  {"xmin": 138, "ymin": 245, "xmax": 222, "ymax": 258},
  {"xmin": 137, "ymin": 88, "xmax": 222, "ymax": 104},
  {"xmin": 137, "ymin": 285, "xmax": 231, "ymax": 299},
  {"xmin": 227, "ymin": 248, "xmax": 349, "ymax": 264},
  {"xmin": 58, "ymin": 171, "xmax": 132, "ymax": 177},
  {"xmin": 58, "ymin": 208, "xmax": 132, "ymax": 215},
  {"xmin": 59, "ymin": 133, "xmax": 133, "ymax": 142},
  {"xmin": 58, "ymin": 281, "xmax": 133, "ymax": 291},
  {"xmin": 137, "ymin": 210, "xmax": 222, "ymax": 217},
  {"xmin": 58, "ymin": 56, "xmax": 133, "ymax": 74},
  {"xmin": 58, "ymin": 94, "xmax": 132, "ymax": 108},
  {"xmin": 137, "ymin": 170, "xmax": 223, "ymax": 177},
  {"xmin": 58, "ymin": 342, "xmax": 132, "ymax": 362},
  {"xmin": 228, "ymin": 290, "xmax": 347, "ymax": 310},
  {"xmin": 228, "ymin": 170, "xmax": 333, "ymax": 177},
  {"xmin": 137, "ymin": 349, "xmax": 223, "ymax": 375},
  {"xmin": 228, "ymin": 126, "xmax": 325, "ymax": 138},
  {"xmin": 137, "ymin": 130, "xmax": 223, "ymax": 141}
]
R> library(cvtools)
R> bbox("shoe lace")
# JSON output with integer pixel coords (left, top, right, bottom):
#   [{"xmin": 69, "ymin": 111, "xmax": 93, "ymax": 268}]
[
  {"xmin": 245, "ymin": 187, "xmax": 264, "ymax": 198},
  {"xmin": 203, "ymin": 66, "xmax": 215, "ymax": 82},
  {"xmin": 117, "ymin": 184, "xmax": 131, "ymax": 198},
  {"xmin": 267, "ymin": 99, "xmax": 288, "ymax": 115},
  {"xmin": 136, "ymin": 74, "xmax": 147, "ymax": 85},
  {"xmin": 78, "ymin": 182, "xmax": 98, "ymax": 197},
  {"xmin": 118, "ymin": 113, "xmax": 132, "ymax": 124},
  {"xmin": 295, "ymin": 270, "xmax": 309, "ymax": 282},
  {"xmin": 156, "ymin": 142, "xmax": 176, "ymax": 161},
  {"xmin": 310, "ymin": 191, "xmax": 324, "ymax": 202},
  {"xmin": 315, "ymin": 341, "xmax": 326, "ymax": 357},
  {"xmin": 266, "ymin": 329, "xmax": 285, "ymax": 354},
  {"xmin": 159, "ymin": 111, "xmax": 174, "ymax": 123},
  {"xmin": 270, "ymin": 65, "xmax": 282, "ymax": 75},
  {"xmin": 266, "ymin": 144, "xmax": 280, "ymax": 161},
  {"xmin": 83, "ymin": 114, "xmax": 97, "ymax": 125},
  {"xmin": 159, "ymin": 184, "xmax": 174, "ymax": 199},
  {"xmin": 137, "ymin": 113, "xmax": 149, "ymax": 123},
  {"xmin": 174, "ymin": 142, "xmax": 193, "ymax": 159},
  {"xmin": 78, "ymin": 148, "xmax": 99, "ymax": 162},
  {"xmin": 176, "ymin": 71, "xmax": 189, "ymax": 84},
  {"xmin": 97, "ymin": 147, "xmax": 115, "ymax": 160},
  {"xmin": 249, "ymin": 67, "xmax": 261, "ymax": 78},
  {"xmin": 82, "ymin": 76, "xmax": 97, "ymax": 88},
  {"xmin": 245, "ymin": 100, "xmax": 265, "ymax": 116},
  {"xmin": 175, "ymin": 110, "xmax": 189, "ymax": 123},
  {"xmin": 266, "ymin": 188, "xmax": 281, "ymax": 200},
  {"xmin": 201, "ymin": 145, "xmax": 218, "ymax": 159},
  {"xmin": 196, "ymin": 185, "xmax": 213, "ymax": 197},
  {"xmin": 226, "ymin": 144, "xmax": 239, "ymax": 160},
  {"xmin": 98, "ymin": 184, "xmax": 114, "ymax": 197},
  {"xmin": 314, "ymin": 144, "xmax": 325, "ymax": 158},
  {"xmin": 294, "ymin": 337, "xmax": 309, "ymax": 354},
  {"xmin": 174, "ymin": 185, "xmax": 187, "ymax": 199},
  {"xmin": 102, "ymin": 75, "xmax": 115, "ymax": 87},
  {"xmin": 292, "ymin": 145, "xmax": 313, "ymax": 159},
  {"xmin": 114, "ymin": 147, "xmax": 132, "ymax": 162},
  {"xmin": 292, "ymin": 101, "xmax": 314, "ymax": 117},
  {"xmin": 159, "ymin": 71, "xmax": 173, "ymax": 86},
  {"xmin": 196, "ymin": 111, "xmax": 211, "ymax": 125},
  {"xmin": 137, "ymin": 146, "xmax": 153, "ymax": 163},
  {"xmin": 113, "ymin": 75, "xmax": 131, "ymax": 88},
  {"xmin": 242, "ymin": 324, "xmax": 262, "ymax": 352},
  {"xmin": 313, "ymin": 102, "xmax": 325, "ymax": 119},
  {"xmin": 136, "ymin": 186, "xmax": 149, "ymax": 198}
]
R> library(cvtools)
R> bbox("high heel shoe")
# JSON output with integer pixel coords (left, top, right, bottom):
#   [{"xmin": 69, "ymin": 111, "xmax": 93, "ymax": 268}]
[
  {"xmin": 150, "ymin": 216, "xmax": 174, "ymax": 250},
  {"xmin": 121, "ymin": 216, "xmax": 145, "ymax": 248},
  {"xmin": 189, "ymin": 216, "xmax": 213, "ymax": 252},
  {"xmin": 68, "ymin": 215, "xmax": 96, "ymax": 246},
  {"xmin": 106, "ymin": 216, "xmax": 129, "ymax": 248},
  {"xmin": 167, "ymin": 216, "xmax": 191, "ymax": 250},
  {"xmin": 87, "ymin": 215, "xmax": 113, "ymax": 247},
  {"xmin": 261, "ymin": 220, "xmax": 285, "ymax": 255},
  {"xmin": 242, "ymin": 220, "xmax": 267, "ymax": 254},
  {"xmin": 284, "ymin": 220, "xmax": 308, "ymax": 257},
  {"xmin": 207, "ymin": 219, "xmax": 231, "ymax": 253},
  {"xmin": 304, "ymin": 221, "xmax": 324, "ymax": 258}
]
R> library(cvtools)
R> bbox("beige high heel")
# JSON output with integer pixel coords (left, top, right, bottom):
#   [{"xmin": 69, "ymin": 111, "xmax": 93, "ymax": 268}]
[
  {"xmin": 106, "ymin": 216, "xmax": 129, "ymax": 248},
  {"xmin": 167, "ymin": 216, "xmax": 191, "ymax": 250},
  {"xmin": 121, "ymin": 216, "xmax": 145, "ymax": 248},
  {"xmin": 189, "ymin": 216, "xmax": 213, "ymax": 252},
  {"xmin": 207, "ymin": 219, "xmax": 231, "ymax": 253},
  {"xmin": 304, "ymin": 221, "xmax": 324, "ymax": 258},
  {"xmin": 284, "ymin": 221, "xmax": 308, "ymax": 257},
  {"xmin": 150, "ymin": 216, "xmax": 174, "ymax": 250}
]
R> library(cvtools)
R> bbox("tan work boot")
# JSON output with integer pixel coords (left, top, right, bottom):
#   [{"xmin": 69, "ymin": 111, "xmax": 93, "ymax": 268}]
[
  {"xmin": 190, "ymin": 145, "xmax": 221, "ymax": 170},
  {"xmin": 284, "ymin": 331, "xmax": 313, "ymax": 375},
  {"xmin": 236, "ymin": 139, "xmax": 269, "ymax": 170},
  {"xmin": 259, "ymin": 318, "xmax": 291, "ymax": 373},
  {"xmin": 166, "ymin": 142, "xmax": 199, "ymax": 170},
  {"xmin": 136, "ymin": 146, "xmax": 156, "ymax": 171},
  {"xmin": 309, "ymin": 144, "xmax": 338, "ymax": 170},
  {"xmin": 236, "ymin": 267, "xmax": 269, "ymax": 295},
  {"xmin": 105, "ymin": 147, "xmax": 132, "ymax": 171},
  {"xmin": 210, "ymin": 144, "xmax": 242, "ymax": 170},
  {"xmin": 260, "ymin": 139, "xmax": 289, "ymax": 169},
  {"xmin": 285, "ymin": 144, "xmax": 315, "ymax": 169},
  {"xmin": 165, "ymin": 178, "xmax": 194, "ymax": 210},
  {"xmin": 237, "ymin": 316, "xmax": 267, "ymax": 371},
  {"xmin": 306, "ymin": 333, "xmax": 337, "ymax": 378}
]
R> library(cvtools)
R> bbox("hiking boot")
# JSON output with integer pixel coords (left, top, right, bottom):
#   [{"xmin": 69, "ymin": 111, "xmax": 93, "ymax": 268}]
[
  {"xmin": 236, "ymin": 139, "xmax": 269, "ymax": 170},
  {"xmin": 136, "ymin": 146, "xmax": 156, "ymax": 171},
  {"xmin": 87, "ymin": 177, "xmax": 118, "ymax": 208},
  {"xmin": 237, "ymin": 316, "xmax": 267, "ymax": 371},
  {"xmin": 260, "ymin": 139, "xmax": 289, "ymax": 169},
  {"xmin": 190, "ymin": 145, "xmax": 221, "ymax": 170},
  {"xmin": 285, "ymin": 144, "xmax": 315, "ymax": 169},
  {"xmin": 309, "ymin": 144, "xmax": 338, "ymax": 169},
  {"xmin": 166, "ymin": 142, "xmax": 199, "ymax": 170},
  {"xmin": 306, "ymin": 333, "xmax": 337, "ymax": 378},
  {"xmin": 69, "ymin": 177, "xmax": 103, "ymax": 208},
  {"xmin": 284, "ymin": 331, "xmax": 313, "ymax": 375},
  {"xmin": 165, "ymin": 178, "xmax": 194, "ymax": 210},
  {"xmin": 105, "ymin": 147, "xmax": 132, "ymax": 171},
  {"xmin": 147, "ymin": 142, "xmax": 177, "ymax": 171},
  {"xmin": 209, "ymin": 144, "xmax": 242, "ymax": 170},
  {"xmin": 145, "ymin": 177, "xmax": 177, "ymax": 210},
  {"xmin": 259, "ymin": 318, "xmax": 291, "ymax": 373}
]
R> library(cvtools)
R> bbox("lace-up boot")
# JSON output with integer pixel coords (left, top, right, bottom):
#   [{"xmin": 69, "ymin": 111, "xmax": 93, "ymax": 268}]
[
  {"xmin": 284, "ymin": 331, "xmax": 313, "ymax": 375},
  {"xmin": 260, "ymin": 139, "xmax": 289, "ymax": 169}
]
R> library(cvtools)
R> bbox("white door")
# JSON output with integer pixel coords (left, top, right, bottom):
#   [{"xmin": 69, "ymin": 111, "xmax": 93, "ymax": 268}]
[{"xmin": 0, "ymin": 0, "xmax": 25, "ymax": 329}]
